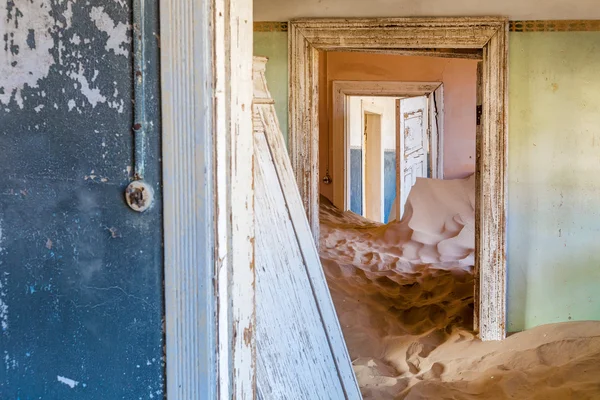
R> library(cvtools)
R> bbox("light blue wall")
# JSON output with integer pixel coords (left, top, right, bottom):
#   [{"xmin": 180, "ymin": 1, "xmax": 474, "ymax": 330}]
[{"xmin": 383, "ymin": 151, "xmax": 396, "ymax": 223}]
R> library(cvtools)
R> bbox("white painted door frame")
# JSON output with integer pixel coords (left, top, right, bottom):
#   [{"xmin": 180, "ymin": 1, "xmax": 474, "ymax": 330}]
[
  {"xmin": 289, "ymin": 18, "xmax": 509, "ymax": 341},
  {"xmin": 160, "ymin": 0, "xmax": 255, "ymax": 398},
  {"xmin": 332, "ymin": 81, "xmax": 443, "ymax": 211}
]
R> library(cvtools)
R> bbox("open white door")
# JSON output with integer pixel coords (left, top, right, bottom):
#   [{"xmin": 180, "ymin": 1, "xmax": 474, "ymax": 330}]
[
  {"xmin": 253, "ymin": 57, "xmax": 362, "ymax": 399},
  {"xmin": 390, "ymin": 96, "xmax": 430, "ymax": 221}
]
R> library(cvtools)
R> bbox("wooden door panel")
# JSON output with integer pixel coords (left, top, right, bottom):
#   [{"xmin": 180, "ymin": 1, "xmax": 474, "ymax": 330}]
[
  {"xmin": 253, "ymin": 57, "xmax": 362, "ymax": 400},
  {"xmin": 404, "ymin": 109, "xmax": 427, "ymax": 155},
  {"xmin": 398, "ymin": 96, "xmax": 429, "ymax": 219}
]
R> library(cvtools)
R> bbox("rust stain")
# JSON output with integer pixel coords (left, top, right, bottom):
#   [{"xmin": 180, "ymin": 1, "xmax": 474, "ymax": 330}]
[
  {"xmin": 126, "ymin": 185, "xmax": 147, "ymax": 208},
  {"xmin": 551, "ymin": 83, "xmax": 559, "ymax": 93},
  {"xmin": 243, "ymin": 321, "xmax": 253, "ymax": 347},
  {"xmin": 107, "ymin": 227, "xmax": 120, "ymax": 238},
  {"xmin": 249, "ymin": 236, "xmax": 255, "ymax": 272}
]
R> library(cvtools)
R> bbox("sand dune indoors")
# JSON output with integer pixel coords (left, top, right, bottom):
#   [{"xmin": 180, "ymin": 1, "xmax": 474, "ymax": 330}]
[{"xmin": 319, "ymin": 175, "xmax": 600, "ymax": 400}]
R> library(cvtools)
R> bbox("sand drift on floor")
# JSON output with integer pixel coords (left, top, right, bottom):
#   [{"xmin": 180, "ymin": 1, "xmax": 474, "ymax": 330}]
[{"xmin": 319, "ymin": 175, "xmax": 600, "ymax": 400}]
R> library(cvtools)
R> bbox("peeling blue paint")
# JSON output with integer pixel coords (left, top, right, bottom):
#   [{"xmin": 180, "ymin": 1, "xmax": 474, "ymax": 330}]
[
  {"xmin": 0, "ymin": 0, "xmax": 163, "ymax": 398},
  {"xmin": 25, "ymin": 29, "xmax": 34, "ymax": 49}
]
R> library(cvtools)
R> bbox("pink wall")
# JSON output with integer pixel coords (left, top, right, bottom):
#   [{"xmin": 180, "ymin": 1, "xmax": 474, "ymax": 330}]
[{"xmin": 319, "ymin": 51, "xmax": 478, "ymax": 201}]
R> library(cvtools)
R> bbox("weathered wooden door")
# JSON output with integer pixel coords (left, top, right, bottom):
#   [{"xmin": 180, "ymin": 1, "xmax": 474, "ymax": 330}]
[
  {"xmin": 397, "ymin": 96, "xmax": 429, "ymax": 219},
  {"xmin": 0, "ymin": 1, "xmax": 164, "ymax": 398},
  {"xmin": 253, "ymin": 57, "xmax": 361, "ymax": 400}
]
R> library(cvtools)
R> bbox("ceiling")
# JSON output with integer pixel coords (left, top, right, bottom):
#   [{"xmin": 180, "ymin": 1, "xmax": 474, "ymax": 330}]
[{"xmin": 254, "ymin": 0, "xmax": 600, "ymax": 21}]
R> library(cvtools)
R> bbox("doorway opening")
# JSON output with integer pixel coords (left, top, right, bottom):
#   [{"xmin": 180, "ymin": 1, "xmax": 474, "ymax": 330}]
[
  {"xmin": 343, "ymin": 89, "xmax": 444, "ymax": 224},
  {"xmin": 318, "ymin": 49, "xmax": 479, "ymax": 374},
  {"xmin": 360, "ymin": 107, "xmax": 383, "ymax": 221},
  {"xmin": 289, "ymin": 18, "xmax": 508, "ymax": 343}
]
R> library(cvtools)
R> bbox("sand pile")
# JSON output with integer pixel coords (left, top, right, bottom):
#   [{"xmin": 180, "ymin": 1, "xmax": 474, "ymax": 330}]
[{"xmin": 319, "ymin": 175, "xmax": 600, "ymax": 400}]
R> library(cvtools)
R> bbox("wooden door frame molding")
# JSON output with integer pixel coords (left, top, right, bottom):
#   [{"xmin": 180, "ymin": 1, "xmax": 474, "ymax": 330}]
[
  {"xmin": 289, "ymin": 17, "xmax": 508, "ymax": 341},
  {"xmin": 332, "ymin": 80, "xmax": 443, "ymax": 212},
  {"xmin": 160, "ymin": 0, "xmax": 255, "ymax": 397}
]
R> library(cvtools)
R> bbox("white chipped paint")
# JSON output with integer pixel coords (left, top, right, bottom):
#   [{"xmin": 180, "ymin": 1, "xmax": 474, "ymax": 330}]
[
  {"xmin": 62, "ymin": 1, "xmax": 76, "ymax": 30},
  {"xmin": 1, "ymin": 1, "xmax": 126, "ymax": 111},
  {"xmin": 13, "ymin": 91, "xmax": 24, "ymax": 109},
  {"xmin": 67, "ymin": 100, "xmax": 76, "ymax": 111},
  {"xmin": 4, "ymin": 351, "xmax": 18, "ymax": 371},
  {"xmin": 57, "ymin": 375, "xmax": 79, "ymax": 388},
  {"xmin": 0, "ymin": 277, "xmax": 8, "ymax": 333},
  {"xmin": 34, "ymin": 104, "xmax": 45, "ymax": 113},
  {"xmin": 0, "ymin": 0, "xmax": 57, "ymax": 108},
  {"xmin": 70, "ymin": 34, "xmax": 82, "ymax": 45},
  {"xmin": 0, "ymin": 222, "xmax": 7, "ymax": 334},
  {"xmin": 89, "ymin": 7, "xmax": 131, "ymax": 58},
  {"xmin": 113, "ymin": 0, "xmax": 128, "ymax": 8},
  {"xmin": 67, "ymin": 66, "xmax": 106, "ymax": 108}
]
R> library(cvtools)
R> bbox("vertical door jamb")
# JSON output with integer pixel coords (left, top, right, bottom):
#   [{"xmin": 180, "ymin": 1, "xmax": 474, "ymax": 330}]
[
  {"xmin": 395, "ymin": 98, "xmax": 401, "ymax": 220},
  {"xmin": 160, "ymin": 0, "xmax": 256, "ymax": 397}
]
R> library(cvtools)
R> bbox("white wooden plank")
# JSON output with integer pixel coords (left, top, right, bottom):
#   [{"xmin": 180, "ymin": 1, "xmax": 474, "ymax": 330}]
[
  {"xmin": 474, "ymin": 60, "xmax": 483, "ymax": 334},
  {"xmin": 160, "ymin": 0, "xmax": 217, "ymax": 396},
  {"xmin": 288, "ymin": 25, "xmax": 321, "ymax": 241},
  {"xmin": 258, "ymin": 105, "xmax": 361, "ymax": 399},
  {"xmin": 254, "ymin": 57, "xmax": 362, "ymax": 399},
  {"xmin": 254, "ymin": 131, "xmax": 346, "ymax": 399},
  {"xmin": 161, "ymin": 0, "xmax": 254, "ymax": 397},
  {"xmin": 478, "ymin": 23, "xmax": 508, "ymax": 341},
  {"xmin": 292, "ymin": 17, "xmax": 501, "ymax": 49},
  {"xmin": 214, "ymin": 0, "xmax": 255, "ymax": 397}
]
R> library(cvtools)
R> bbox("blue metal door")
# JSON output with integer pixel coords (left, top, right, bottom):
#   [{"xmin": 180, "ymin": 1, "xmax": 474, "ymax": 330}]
[{"xmin": 0, "ymin": 1, "xmax": 164, "ymax": 398}]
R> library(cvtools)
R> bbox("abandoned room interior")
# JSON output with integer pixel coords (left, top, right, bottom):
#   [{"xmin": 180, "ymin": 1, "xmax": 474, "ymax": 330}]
[{"xmin": 2, "ymin": 0, "xmax": 600, "ymax": 398}]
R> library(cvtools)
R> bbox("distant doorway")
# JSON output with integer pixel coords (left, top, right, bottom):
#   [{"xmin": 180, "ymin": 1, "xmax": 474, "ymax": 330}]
[{"xmin": 336, "ymin": 83, "xmax": 444, "ymax": 223}]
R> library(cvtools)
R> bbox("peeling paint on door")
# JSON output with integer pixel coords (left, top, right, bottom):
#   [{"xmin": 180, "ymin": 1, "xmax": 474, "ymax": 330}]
[
  {"xmin": 0, "ymin": 0, "xmax": 164, "ymax": 397},
  {"xmin": 1, "ymin": 0, "xmax": 131, "ymax": 112}
]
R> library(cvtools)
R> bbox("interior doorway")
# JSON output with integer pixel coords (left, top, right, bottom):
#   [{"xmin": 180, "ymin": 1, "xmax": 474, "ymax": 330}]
[
  {"xmin": 316, "ymin": 52, "xmax": 479, "ymax": 399},
  {"xmin": 349, "ymin": 98, "xmax": 388, "ymax": 221},
  {"xmin": 336, "ymin": 83, "xmax": 445, "ymax": 223},
  {"xmin": 288, "ymin": 18, "xmax": 508, "ymax": 341}
]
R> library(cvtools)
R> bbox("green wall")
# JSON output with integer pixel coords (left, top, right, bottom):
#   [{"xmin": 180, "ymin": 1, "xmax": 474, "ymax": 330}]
[
  {"xmin": 254, "ymin": 31, "xmax": 600, "ymax": 332},
  {"xmin": 507, "ymin": 32, "xmax": 600, "ymax": 331},
  {"xmin": 254, "ymin": 32, "xmax": 289, "ymax": 143}
]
